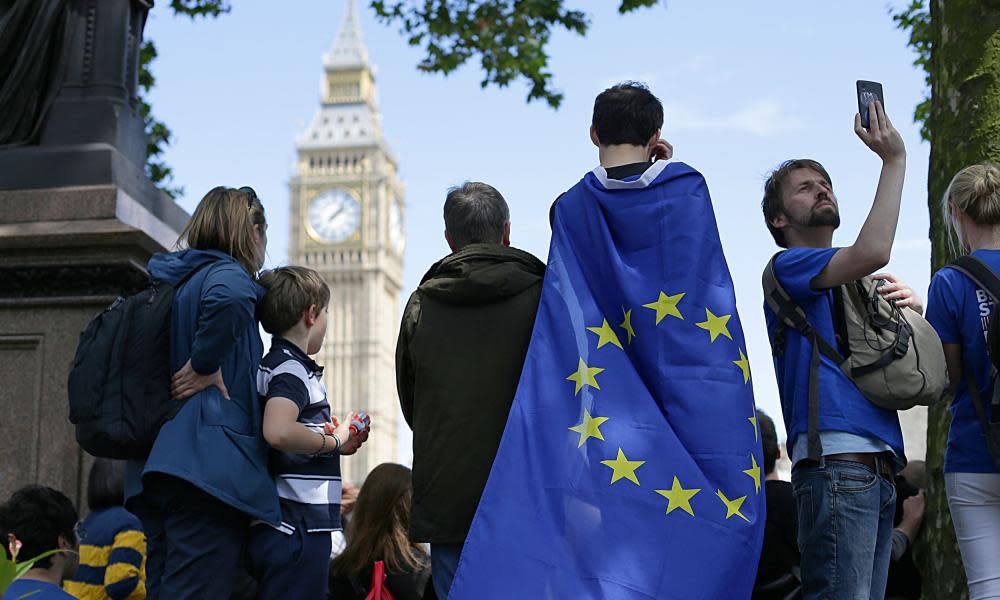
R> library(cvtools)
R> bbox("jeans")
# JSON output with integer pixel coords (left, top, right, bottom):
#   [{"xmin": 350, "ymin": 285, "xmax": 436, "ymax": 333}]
[
  {"xmin": 946, "ymin": 472, "xmax": 1000, "ymax": 599},
  {"xmin": 792, "ymin": 458, "xmax": 896, "ymax": 600},
  {"xmin": 131, "ymin": 474, "xmax": 249, "ymax": 600},
  {"xmin": 431, "ymin": 543, "xmax": 463, "ymax": 599}
]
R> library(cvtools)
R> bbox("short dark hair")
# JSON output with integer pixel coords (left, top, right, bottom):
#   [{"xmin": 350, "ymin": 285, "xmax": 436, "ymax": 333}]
[
  {"xmin": 761, "ymin": 159, "xmax": 833, "ymax": 247},
  {"xmin": 757, "ymin": 409, "xmax": 779, "ymax": 476},
  {"xmin": 592, "ymin": 82, "xmax": 664, "ymax": 146},
  {"xmin": 443, "ymin": 182, "xmax": 510, "ymax": 249},
  {"xmin": 0, "ymin": 486, "xmax": 78, "ymax": 569},
  {"xmin": 258, "ymin": 266, "xmax": 331, "ymax": 335},
  {"xmin": 87, "ymin": 458, "xmax": 125, "ymax": 512}
]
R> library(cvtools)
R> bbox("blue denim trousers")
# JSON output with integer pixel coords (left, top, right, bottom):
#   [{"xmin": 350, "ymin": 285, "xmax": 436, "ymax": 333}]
[
  {"xmin": 431, "ymin": 543, "xmax": 463, "ymax": 599},
  {"xmin": 792, "ymin": 458, "xmax": 897, "ymax": 600}
]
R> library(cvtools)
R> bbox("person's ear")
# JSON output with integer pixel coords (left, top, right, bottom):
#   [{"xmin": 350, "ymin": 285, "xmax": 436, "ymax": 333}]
[
  {"xmin": 770, "ymin": 212, "xmax": 789, "ymax": 231},
  {"xmin": 57, "ymin": 534, "xmax": 72, "ymax": 550},
  {"xmin": 445, "ymin": 230, "xmax": 457, "ymax": 252},
  {"xmin": 590, "ymin": 126, "xmax": 601, "ymax": 148},
  {"xmin": 304, "ymin": 304, "xmax": 318, "ymax": 327},
  {"xmin": 502, "ymin": 222, "xmax": 511, "ymax": 247}
]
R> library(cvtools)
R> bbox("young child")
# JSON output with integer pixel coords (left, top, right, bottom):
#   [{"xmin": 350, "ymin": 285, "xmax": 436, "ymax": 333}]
[
  {"xmin": 64, "ymin": 458, "xmax": 146, "ymax": 600},
  {"xmin": 0, "ymin": 486, "xmax": 80, "ymax": 600},
  {"xmin": 249, "ymin": 266, "xmax": 371, "ymax": 599}
]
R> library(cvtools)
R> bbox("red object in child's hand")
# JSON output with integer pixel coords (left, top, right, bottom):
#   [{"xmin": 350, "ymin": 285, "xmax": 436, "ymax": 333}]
[
  {"xmin": 350, "ymin": 412, "xmax": 371, "ymax": 435},
  {"xmin": 323, "ymin": 422, "xmax": 336, "ymax": 435}
]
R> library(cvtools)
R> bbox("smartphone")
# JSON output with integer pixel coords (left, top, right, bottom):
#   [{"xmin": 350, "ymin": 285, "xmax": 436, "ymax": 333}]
[{"xmin": 856, "ymin": 80, "xmax": 885, "ymax": 129}]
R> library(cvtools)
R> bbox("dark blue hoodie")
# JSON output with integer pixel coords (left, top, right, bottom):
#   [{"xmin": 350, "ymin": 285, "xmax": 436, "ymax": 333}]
[{"xmin": 125, "ymin": 249, "xmax": 280, "ymax": 525}]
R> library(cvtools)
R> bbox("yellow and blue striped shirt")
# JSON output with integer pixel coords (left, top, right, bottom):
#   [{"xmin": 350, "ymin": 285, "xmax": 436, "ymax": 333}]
[{"xmin": 64, "ymin": 507, "xmax": 146, "ymax": 600}]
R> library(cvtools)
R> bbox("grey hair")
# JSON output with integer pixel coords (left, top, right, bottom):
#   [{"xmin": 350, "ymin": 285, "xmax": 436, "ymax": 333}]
[{"xmin": 443, "ymin": 182, "xmax": 510, "ymax": 249}]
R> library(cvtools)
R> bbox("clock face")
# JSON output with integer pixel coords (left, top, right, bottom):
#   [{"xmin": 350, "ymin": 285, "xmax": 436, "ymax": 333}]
[
  {"xmin": 308, "ymin": 189, "xmax": 361, "ymax": 243},
  {"xmin": 388, "ymin": 201, "xmax": 404, "ymax": 254}
]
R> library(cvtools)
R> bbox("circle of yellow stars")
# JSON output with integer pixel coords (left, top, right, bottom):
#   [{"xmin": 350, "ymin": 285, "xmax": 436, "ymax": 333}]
[{"xmin": 563, "ymin": 289, "xmax": 761, "ymax": 523}]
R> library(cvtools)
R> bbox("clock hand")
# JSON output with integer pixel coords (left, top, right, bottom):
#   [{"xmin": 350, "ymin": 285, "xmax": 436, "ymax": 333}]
[{"xmin": 326, "ymin": 205, "xmax": 345, "ymax": 224}]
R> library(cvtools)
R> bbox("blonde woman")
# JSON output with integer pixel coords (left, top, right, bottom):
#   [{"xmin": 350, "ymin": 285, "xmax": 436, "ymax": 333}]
[
  {"xmin": 124, "ymin": 187, "xmax": 280, "ymax": 600},
  {"xmin": 926, "ymin": 163, "xmax": 1000, "ymax": 599}
]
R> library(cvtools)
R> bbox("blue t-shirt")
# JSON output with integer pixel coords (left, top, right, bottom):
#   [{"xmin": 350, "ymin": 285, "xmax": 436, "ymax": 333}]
[
  {"xmin": 3, "ymin": 579, "xmax": 75, "ymax": 600},
  {"xmin": 764, "ymin": 247, "xmax": 905, "ymax": 463},
  {"xmin": 256, "ymin": 337, "xmax": 342, "ymax": 533},
  {"xmin": 926, "ymin": 249, "xmax": 1000, "ymax": 473}
]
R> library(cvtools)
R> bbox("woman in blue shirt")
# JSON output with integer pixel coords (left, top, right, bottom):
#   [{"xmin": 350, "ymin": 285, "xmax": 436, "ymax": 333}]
[
  {"xmin": 926, "ymin": 163, "xmax": 1000, "ymax": 599},
  {"xmin": 126, "ymin": 187, "xmax": 280, "ymax": 600}
]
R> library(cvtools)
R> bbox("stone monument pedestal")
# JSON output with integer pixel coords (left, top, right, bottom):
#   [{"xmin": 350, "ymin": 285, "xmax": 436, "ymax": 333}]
[{"xmin": 0, "ymin": 169, "xmax": 187, "ymax": 506}]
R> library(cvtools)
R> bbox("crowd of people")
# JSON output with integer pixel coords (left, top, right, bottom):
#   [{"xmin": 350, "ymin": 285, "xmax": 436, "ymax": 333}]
[{"xmin": 1, "ymin": 82, "xmax": 999, "ymax": 600}]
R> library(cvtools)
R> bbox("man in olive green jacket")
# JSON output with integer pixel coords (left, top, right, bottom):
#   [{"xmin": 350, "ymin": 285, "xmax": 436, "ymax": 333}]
[{"xmin": 395, "ymin": 182, "xmax": 545, "ymax": 599}]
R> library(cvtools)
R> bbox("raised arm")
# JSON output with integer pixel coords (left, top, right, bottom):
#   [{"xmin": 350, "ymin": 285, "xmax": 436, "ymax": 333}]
[{"xmin": 814, "ymin": 101, "xmax": 906, "ymax": 289}]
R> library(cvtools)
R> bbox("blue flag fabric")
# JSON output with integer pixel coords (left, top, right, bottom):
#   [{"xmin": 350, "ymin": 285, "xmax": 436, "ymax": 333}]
[{"xmin": 447, "ymin": 161, "xmax": 765, "ymax": 600}]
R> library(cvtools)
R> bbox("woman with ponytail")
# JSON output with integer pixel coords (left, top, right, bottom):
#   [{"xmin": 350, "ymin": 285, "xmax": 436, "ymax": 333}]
[
  {"xmin": 125, "ymin": 187, "xmax": 280, "ymax": 600},
  {"xmin": 926, "ymin": 163, "xmax": 1000, "ymax": 599}
]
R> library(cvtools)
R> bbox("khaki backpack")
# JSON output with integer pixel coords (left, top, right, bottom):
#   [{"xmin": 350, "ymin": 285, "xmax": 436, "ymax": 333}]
[{"xmin": 762, "ymin": 253, "xmax": 948, "ymax": 460}]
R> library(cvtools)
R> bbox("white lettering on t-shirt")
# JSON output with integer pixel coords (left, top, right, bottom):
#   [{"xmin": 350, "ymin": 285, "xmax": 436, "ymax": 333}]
[{"xmin": 977, "ymin": 288, "xmax": 993, "ymax": 318}]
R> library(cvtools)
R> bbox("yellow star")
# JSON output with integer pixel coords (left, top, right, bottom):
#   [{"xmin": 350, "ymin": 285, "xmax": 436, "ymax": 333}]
[
  {"xmin": 655, "ymin": 476, "xmax": 701, "ymax": 516},
  {"xmin": 696, "ymin": 308, "xmax": 733, "ymax": 342},
  {"xmin": 743, "ymin": 454, "xmax": 762, "ymax": 494},
  {"xmin": 748, "ymin": 415, "xmax": 758, "ymax": 441},
  {"xmin": 734, "ymin": 348, "xmax": 750, "ymax": 383},
  {"xmin": 600, "ymin": 448, "xmax": 645, "ymax": 486},
  {"xmin": 716, "ymin": 489, "xmax": 750, "ymax": 522},
  {"xmin": 568, "ymin": 409, "xmax": 609, "ymax": 447},
  {"xmin": 566, "ymin": 357, "xmax": 604, "ymax": 395},
  {"xmin": 619, "ymin": 308, "xmax": 636, "ymax": 344},
  {"xmin": 587, "ymin": 319, "xmax": 623, "ymax": 350},
  {"xmin": 643, "ymin": 291, "xmax": 685, "ymax": 325}
]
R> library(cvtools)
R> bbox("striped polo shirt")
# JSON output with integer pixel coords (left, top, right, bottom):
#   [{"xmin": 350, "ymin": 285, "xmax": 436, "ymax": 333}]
[{"xmin": 257, "ymin": 336, "xmax": 342, "ymax": 533}]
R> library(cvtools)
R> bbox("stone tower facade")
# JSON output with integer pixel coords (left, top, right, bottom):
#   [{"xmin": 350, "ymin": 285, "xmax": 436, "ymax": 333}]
[{"xmin": 288, "ymin": 0, "xmax": 404, "ymax": 485}]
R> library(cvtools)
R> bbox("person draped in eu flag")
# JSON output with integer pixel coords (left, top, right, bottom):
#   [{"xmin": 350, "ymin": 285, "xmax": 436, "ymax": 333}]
[{"xmin": 448, "ymin": 82, "xmax": 765, "ymax": 599}]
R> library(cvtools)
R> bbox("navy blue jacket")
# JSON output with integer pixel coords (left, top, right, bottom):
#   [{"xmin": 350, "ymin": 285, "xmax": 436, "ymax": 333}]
[{"xmin": 125, "ymin": 249, "xmax": 280, "ymax": 525}]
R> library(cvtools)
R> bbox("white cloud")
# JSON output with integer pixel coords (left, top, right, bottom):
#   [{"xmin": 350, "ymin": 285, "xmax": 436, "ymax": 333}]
[
  {"xmin": 665, "ymin": 98, "xmax": 805, "ymax": 137},
  {"xmin": 894, "ymin": 237, "xmax": 931, "ymax": 253}
]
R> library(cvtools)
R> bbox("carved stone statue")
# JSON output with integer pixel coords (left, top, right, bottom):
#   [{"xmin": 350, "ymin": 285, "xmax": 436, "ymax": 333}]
[{"xmin": 0, "ymin": 0, "xmax": 149, "ymax": 165}]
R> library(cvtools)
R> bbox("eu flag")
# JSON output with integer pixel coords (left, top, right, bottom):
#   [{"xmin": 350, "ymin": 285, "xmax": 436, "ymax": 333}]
[{"xmin": 448, "ymin": 161, "xmax": 765, "ymax": 600}]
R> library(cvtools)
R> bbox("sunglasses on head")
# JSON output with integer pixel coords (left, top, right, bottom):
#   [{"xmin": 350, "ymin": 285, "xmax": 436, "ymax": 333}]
[{"xmin": 238, "ymin": 186, "xmax": 259, "ymax": 208}]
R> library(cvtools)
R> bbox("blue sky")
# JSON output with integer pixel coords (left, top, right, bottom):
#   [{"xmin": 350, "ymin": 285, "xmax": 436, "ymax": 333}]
[{"xmin": 145, "ymin": 0, "xmax": 930, "ymax": 451}]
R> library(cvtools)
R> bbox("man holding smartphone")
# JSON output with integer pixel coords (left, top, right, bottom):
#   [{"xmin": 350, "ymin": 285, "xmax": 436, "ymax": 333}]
[{"xmin": 760, "ymin": 100, "xmax": 920, "ymax": 599}]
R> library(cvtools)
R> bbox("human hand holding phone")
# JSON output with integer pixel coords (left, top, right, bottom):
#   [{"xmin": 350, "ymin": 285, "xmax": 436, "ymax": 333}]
[{"xmin": 855, "ymin": 100, "xmax": 905, "ymax": 163}]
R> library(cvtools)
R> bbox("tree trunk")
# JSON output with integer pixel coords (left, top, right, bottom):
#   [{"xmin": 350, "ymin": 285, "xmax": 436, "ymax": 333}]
[{"xmin": 916, "ymin": 1, "xmax": 1000, "ymax": 598}]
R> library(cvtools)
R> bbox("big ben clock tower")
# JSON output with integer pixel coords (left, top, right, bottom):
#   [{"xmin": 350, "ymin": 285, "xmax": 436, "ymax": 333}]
[{"xmin": 289, "ymin": 0, "xmax": 404, "ymax": 485}]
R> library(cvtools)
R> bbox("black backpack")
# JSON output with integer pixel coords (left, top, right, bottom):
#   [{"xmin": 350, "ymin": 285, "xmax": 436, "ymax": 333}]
[
  {"xmin": 67, "ymin": 263, "xmax": 210, "ymax": 459},
  {"xmin": 944, "ymin": 255, "xmax": 1000, "ymax": 470}
]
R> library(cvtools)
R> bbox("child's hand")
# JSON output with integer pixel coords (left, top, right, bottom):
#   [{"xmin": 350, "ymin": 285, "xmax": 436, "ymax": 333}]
[
  {"xmin": 325, "ymin": 414, "xmax": 352, "ymax": 453},
  {"xmin": 326, "ymin": 413, "xmax": 368, "ymax": 455}
]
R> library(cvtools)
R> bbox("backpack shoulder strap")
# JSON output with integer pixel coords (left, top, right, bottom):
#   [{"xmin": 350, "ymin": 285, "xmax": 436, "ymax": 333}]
[
  {"xmin": 949, "ymin": 255, "xmax": 1000, "ymax": 304},
  {"xmin": 763, "ymin": 252, "xmax": 847, "ymax": 461},
  {"xmin": 762, "ymin": 253, "xmax": 845, "ymax": 363}
]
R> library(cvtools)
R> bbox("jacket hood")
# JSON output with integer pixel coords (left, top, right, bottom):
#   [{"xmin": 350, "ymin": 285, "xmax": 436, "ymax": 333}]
[
  {"xmin": 148, "ymin": 249, "xmax": 236, "ymax": 285},
  {"xmin": 418, "ymin": 244, "xmax": 545, "ymax": 306}
]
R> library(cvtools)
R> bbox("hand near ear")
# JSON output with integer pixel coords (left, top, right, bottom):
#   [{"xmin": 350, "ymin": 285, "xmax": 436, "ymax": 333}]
[{"xmin": 650, "ymin": 139, "xmax": 673, "ymax": 162}]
